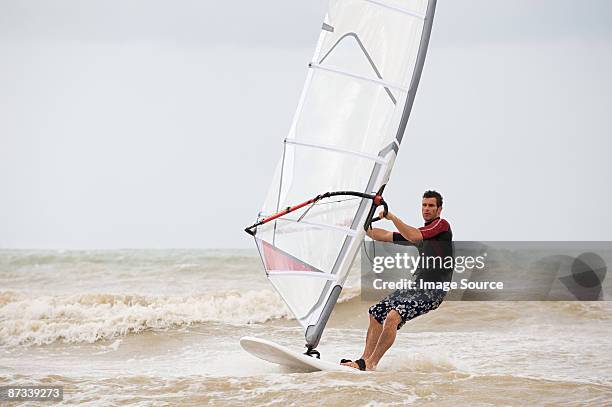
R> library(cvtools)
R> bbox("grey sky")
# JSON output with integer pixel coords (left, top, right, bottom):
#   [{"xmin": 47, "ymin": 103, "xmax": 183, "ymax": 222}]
[{"xmin": 1, "ymin": 1, "xmax": 611, "ymax": 249}]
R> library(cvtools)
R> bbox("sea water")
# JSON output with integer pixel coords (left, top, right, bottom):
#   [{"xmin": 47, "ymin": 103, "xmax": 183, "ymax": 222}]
[{"xmin": 1, "ymin": 249, "xmax": 610, "ymax": 406}]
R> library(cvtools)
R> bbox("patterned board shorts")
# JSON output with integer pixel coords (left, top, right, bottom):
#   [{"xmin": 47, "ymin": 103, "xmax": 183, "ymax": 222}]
[{"xmin": 368, "ymin": 288, "xmax": 447, "ymax": 330}]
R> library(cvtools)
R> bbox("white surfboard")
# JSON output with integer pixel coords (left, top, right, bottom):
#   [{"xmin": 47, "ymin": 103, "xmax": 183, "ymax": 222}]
[{"xmin": 240, "ymin": 336, "xmax": 358, "ymax": 373}]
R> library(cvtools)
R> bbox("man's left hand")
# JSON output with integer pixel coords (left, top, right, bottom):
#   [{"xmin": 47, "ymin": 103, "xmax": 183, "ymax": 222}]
[{"xmin": 379, "ymin": 209, "xmax": 394, "ymax": 221}]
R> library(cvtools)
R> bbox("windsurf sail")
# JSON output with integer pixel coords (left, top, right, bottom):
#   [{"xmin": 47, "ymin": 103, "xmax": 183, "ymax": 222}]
[{"xmin": 245, "ymin": 0, "xmax": 438, "ymax": 353}]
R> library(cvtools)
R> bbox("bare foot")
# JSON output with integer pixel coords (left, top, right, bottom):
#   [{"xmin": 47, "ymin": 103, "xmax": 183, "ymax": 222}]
[{"xmin": 341, "ymin": 359, "xmax": 376, "ymax": 371}]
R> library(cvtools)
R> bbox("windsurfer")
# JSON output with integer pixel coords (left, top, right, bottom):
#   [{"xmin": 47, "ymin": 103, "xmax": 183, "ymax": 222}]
[{"xmin": 341, "ymin": 190, "xmax": 453, "ymax": 371}]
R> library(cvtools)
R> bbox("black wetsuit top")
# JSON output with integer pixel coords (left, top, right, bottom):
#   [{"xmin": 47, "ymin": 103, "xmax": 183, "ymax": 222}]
[{"xmin": 392, "ymin": 217, "xmax": 454, "ymax": 283}]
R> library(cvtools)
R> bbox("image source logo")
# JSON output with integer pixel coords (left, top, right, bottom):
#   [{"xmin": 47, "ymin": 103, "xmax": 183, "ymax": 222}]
[{"xmin": 360, "ymin": 241, "xmax": 610, "ymax": 301}]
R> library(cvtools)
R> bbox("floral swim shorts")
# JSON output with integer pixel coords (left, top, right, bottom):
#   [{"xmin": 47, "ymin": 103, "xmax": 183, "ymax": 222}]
[{"xmin": 368, "ymin": 288, "xmax": 447, "ymax": 330}]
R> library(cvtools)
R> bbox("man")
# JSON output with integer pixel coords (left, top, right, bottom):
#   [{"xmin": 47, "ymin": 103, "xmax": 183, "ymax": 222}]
[{"xmin": 342, "ymin": 190, "xmax": 453, "ymax": 371}]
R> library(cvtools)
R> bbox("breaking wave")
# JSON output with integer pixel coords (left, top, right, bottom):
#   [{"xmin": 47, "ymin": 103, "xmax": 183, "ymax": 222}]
[{"xmin": 0, "ymin": 287, "xmax": 361, "ymax": 347}]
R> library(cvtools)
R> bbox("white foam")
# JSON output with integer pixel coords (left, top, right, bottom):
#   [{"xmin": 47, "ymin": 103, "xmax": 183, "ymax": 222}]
[{"xmin": 0, "ymin": 289, "xmax": 292, "ymax": 347}]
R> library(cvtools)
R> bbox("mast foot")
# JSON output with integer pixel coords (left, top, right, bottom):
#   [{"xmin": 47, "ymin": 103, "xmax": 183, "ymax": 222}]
[{"xmin": 304, "ymin": 345, "xmax": 321, "ymax": 359}]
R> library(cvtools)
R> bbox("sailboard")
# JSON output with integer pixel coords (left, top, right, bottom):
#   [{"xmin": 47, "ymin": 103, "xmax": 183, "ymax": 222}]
[
  {"xmin": 240, "ymin": 337, "xmax": 358, "ymax": 372},
  {"xmin": 243, "ymin": 0, "xmax": 438, "ymax": 361}
]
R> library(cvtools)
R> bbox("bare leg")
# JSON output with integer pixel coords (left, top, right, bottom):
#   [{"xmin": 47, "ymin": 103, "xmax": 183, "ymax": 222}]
[
  {"xmin": 364, "ymin": 310, "xmax": 402, "ymax": 370},
  {"xmin": 360, "ymin": 315, "xmax": 383, "ymax": 360},
  {"xmin": 341, "ymin": 314, "xmax": 382, "ymax": 368}
]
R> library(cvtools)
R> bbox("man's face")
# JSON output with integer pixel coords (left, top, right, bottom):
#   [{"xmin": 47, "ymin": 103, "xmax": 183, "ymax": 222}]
[{"xmin": 421, "ymin": 197, "xmax": 442, "ymax": 222}]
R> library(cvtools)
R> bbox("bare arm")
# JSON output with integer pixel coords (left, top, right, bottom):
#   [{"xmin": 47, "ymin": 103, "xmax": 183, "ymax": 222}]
[
  {"xmin": 365, "ymin": 227, "xmax": 394, "ymax": 242},
  {"xmin": 385, "ymin": 211, "xmax": 423, "ymax": 242}
]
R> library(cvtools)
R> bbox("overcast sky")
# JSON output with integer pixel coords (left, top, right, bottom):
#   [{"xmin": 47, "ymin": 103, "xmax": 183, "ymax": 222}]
[{"xmin": 1, "ymin": 0, "xmax": 611, "ymax": 249}]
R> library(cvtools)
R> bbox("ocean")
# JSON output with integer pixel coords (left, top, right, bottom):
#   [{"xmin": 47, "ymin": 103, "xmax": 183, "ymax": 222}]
[{"xmin": 0, "ymin": 249, "xmax": 610, "ymax": 406}]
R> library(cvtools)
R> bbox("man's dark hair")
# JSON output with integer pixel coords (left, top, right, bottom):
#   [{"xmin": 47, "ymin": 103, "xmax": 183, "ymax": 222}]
[{"xmin": 423, "ymin": 190, "xmax": 443, "ymax": 207}]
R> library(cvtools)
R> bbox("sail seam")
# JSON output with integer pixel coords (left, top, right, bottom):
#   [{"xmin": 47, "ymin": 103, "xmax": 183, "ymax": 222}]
[
  {"xmin": 309, "ymin": 62, "xmax": 408, "ymax": 92},
  {"xmin": 285, "ymin": 138, "xmax": 388, "ymax": 164},
  {"xmin": 268, "ymin": 271, "xmax": 337, "ymax": 280},
  {"xmin": 363, "ymin": 0, "xmax": 426, "ymax": 20}
]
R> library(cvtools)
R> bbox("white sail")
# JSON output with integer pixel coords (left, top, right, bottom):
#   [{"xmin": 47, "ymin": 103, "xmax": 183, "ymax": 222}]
[{"xmin": 248, "ymin": 0, "xmax": 437, "ymax": 349}]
